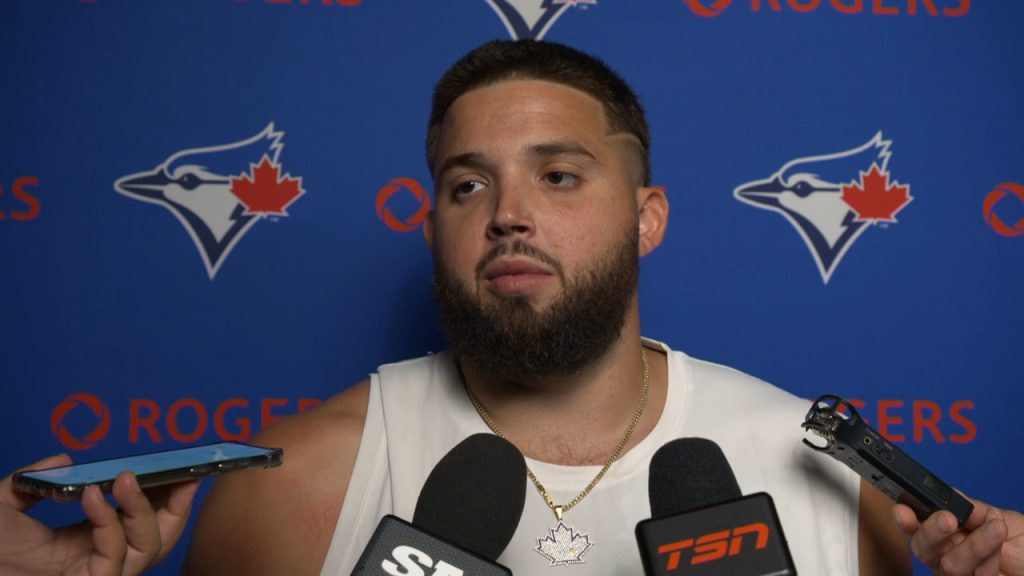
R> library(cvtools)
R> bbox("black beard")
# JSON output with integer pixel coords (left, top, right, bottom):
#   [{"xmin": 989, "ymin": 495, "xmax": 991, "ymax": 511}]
[{"xmin": 432, "ymin": 228, "xmax": 639, "ymax": 382}]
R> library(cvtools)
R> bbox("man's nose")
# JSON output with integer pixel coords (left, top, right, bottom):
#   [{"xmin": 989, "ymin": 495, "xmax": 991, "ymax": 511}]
[{"xmin": 487, "ymin": 185, "xmax": 535, "ymax": 240}]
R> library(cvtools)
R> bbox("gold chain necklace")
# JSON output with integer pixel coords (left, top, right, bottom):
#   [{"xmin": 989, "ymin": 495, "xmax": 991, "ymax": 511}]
[{"xmin": 465, "ymin": 349, "xmax": 650, "ymax": 566}]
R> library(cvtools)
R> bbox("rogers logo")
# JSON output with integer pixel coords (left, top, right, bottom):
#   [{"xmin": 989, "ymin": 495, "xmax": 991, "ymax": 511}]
[
  {"xmin": 376, "ymin": 177, "xmax": 431, "ymax": 232},
  {"xmin": 830, "ymin": 398, "xmax": 976, "ymax": 444},
  {"xmin": 51, "ymin": 393, "xmax": 111, "ymax": 450},
  {"xmin": 681, "ymin": 0, "xmax": 969, "ymax": 17},
  {"xmin": 683, "ymin": 0, "xmax": 732, "ymax": 17},
  {"xmin": 49, "ymin": 394, "xmax": 322, "ymax": 450},
  {"xmin": 983, "ymin": 182, "xmax": 1024, "ymax": 237}
]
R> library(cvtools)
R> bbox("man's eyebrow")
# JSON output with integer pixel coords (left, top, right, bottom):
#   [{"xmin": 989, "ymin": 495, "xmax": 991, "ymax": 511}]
[
  {"xmin": 434, "ymin": 151, "xmax": 489, "ymax": 180},
  {"xmin": 528, "ymin": 141, "xmax": 598, "ymax": 161},
  {"xmin": 433, "ymin": 141, "xmax": 599, "ymax": 180}
]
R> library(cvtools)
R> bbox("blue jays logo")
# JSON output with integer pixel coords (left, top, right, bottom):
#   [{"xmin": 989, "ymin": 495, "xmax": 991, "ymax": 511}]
[
  {"xmin": 114, "ymin": 123, "xmax": 304, "ymax": 279},
  {"xmin": 734, "ymin": 132, "xmax": 912, "ymax": 284},
  {"xmin": 485, "ymin": 0, "xmax": 595, "ymax": 40}
]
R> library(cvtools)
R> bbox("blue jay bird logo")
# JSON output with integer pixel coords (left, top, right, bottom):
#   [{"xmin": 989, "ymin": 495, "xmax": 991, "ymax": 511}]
[
  {"xmin": 485, "ymin": 0, "xmax": 594, "ymax": 40},
  {"xmin": 114, "ymin": 123, "xmax": 304, "ymax": 280},
  {"xmin": 734, "ymin": 132, "xmax": 912, "ymax": 284}
]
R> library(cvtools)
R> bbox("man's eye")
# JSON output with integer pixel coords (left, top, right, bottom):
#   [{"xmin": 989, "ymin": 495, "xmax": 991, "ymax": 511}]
[
  {"xmin": 453, "ymin": 180, "xmax": 486, "ymax": 197},
  {"xmin": 544, "ymin": 172, "xmax": 578, "ymax": 187}
]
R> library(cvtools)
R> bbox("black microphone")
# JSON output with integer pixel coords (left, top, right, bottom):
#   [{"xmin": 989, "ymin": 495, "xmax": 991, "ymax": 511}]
[
  {"xmin": 635, "ymin": 438, "xmax": 797, "ymax": 576},
  {"xmin": 351, "ymin": 433, "xmax": 527, "ymax": 576}
]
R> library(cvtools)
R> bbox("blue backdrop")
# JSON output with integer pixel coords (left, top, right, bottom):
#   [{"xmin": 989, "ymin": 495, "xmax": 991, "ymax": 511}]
[{"xmin": 3, "ymin": 1, "xmax": 1021, "ymax": 574}]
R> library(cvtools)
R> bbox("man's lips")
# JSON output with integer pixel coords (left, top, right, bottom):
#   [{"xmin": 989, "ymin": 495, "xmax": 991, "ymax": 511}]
[{"xmin": 482, "ymin": 259, "xmax": 554, "ymax": 294}]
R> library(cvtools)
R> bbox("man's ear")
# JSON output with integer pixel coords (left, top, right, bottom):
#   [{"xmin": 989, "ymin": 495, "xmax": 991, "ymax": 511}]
[
  {"xmin": 637, "ymin": 185, "xmax": 669, "ymax": 257},
  {"xmin": 422, "ymin": 210, "xmax": 435, "ymax": 252}
]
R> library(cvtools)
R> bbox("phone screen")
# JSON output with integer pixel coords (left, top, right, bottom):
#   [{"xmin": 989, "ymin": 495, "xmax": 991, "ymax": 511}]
[{"xmin": 15, "ymin": 442, "xmax": 281, "ymax": 498}]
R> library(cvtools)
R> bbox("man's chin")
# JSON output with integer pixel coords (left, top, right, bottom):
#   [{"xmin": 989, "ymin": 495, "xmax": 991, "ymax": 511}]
[
  {"xmin": 480, "ymin": 288, "xmax": 545, "ymax": 310},
  {"xmin": 479, "ymin": 298, "xmax": 544, "ymax": 323},
  {"xmin": 435, "ymin": 226, "xmax": 639, "ymax": 380}
]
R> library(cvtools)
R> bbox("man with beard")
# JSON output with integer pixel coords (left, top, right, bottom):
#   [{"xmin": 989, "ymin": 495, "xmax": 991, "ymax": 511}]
[{"xmin": 180, "ymin": 40, "xmax": 1021, "ymax": 576}]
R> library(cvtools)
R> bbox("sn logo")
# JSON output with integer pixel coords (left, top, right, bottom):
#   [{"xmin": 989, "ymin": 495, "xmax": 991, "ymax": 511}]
[
  {"xmin": 657, "ymin": 522, "xmax": 770, "ymax": 571},
  {"xmin": 381, "ymin": 545, "xmax": 464, "ymax": 576}
]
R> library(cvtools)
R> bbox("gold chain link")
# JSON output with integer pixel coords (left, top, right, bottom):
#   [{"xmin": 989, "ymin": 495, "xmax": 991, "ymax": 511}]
[{"xmin": 466, "ymin": 349, "xmax": 650, "ymax": 521}]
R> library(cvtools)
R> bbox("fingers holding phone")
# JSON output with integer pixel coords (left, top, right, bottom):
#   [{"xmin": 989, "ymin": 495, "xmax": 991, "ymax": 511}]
[
  {"xmin": 102, "ymin": 471, "xmax": 201, "ymax": 575},
  {"xmin": 2, "ymin": 453, "xmax": 71, "ymax": 512},
  {"xmin": 2, "ymin": 460, "xmax": 197, "ymax": 576},
  {"xmin": 79, "ymin": 477, "xmax": 134, "ymax": 575},
  {"xmin": 2, "ymin": 442, "xmax": 278, "ymax": 576}
]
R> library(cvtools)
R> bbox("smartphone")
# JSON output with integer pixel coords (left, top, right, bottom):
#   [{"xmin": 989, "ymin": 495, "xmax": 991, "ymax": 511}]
[
  {"xmin": 802, "ymin": 394, "xmax": 974, "ymax": 526},
  {"xmin": 13, "ymin": 441, "xmax": 283, "ymax": 500}
]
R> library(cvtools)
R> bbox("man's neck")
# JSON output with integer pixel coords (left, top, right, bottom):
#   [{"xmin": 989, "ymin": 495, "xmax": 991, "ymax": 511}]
[{"xmin": 459, "ymin": 322, "xmax": 668, "ymax": 466}]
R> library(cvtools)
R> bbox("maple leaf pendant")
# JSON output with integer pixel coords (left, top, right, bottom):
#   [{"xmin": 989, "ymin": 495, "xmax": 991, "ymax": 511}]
[{"xmin": 535, "ymin": 521, "xmax": 594, "ymax": 566}]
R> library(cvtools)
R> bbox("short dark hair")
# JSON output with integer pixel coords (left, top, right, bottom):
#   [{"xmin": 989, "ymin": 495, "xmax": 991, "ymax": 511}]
[{"xmin": 426, "ymin": 39, "xmax": 651, "ymax": 186}]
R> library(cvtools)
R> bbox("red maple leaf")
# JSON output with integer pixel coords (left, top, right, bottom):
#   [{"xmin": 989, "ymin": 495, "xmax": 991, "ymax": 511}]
[
  {"xmin": 841, "ymin": 164, "xmax": 912, "ymax": 223},
  {"xmin": 230, "ymin": 156, "xmax": 304, "ymax": 216}
]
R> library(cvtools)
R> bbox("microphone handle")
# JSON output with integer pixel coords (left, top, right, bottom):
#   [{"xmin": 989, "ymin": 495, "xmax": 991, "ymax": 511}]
[{"xmin": 351, "ymin": 515, "xmax": 512, "ymax": 576}]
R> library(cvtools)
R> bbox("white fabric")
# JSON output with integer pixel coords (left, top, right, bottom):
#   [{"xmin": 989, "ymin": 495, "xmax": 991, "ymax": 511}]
[{"xmin": 320, "ymin": 339, "xmax": 861, "ymax": 575}]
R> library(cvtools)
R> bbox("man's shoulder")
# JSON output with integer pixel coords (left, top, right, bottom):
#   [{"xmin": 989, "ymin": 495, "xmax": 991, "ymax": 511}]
[
  {"xmin": 184, "ymin": 380, "xmax": 371, "ymax": 576},
  {"xmin": 691, "ymin": 355, "xmax": 793, "ymax": 396},
  {"xmin": 248, "ymin": 378, "xmax": 371, "ymax": 503},
  {"xmin": 375, "ymin": 350, "xmax": 451, "ymax": 376},
  {"xmin": 266, "ymin": 378, "xmax": 370, "ymax": 458},
  {"xmin": 374, "ymin": 351, "xmax": 459, "ymax": 403},
  {"xmin": 661, "ymin": 343, "xmax": 809, "ymax": 417}
]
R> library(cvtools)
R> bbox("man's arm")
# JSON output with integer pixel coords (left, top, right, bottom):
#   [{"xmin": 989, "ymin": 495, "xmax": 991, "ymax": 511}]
[
  {"xmin": 183, "ymin": 379, "xmax": 370, "ymax": 576},
  {"xmin": 859, "ymin": 479, "xmax": 913, "ymax": 575}
]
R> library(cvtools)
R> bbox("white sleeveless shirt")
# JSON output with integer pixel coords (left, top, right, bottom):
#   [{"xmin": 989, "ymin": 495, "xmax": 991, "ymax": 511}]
[{"xmin": 320, "ymin": 340, "xmax": 861, "ymax": 575}]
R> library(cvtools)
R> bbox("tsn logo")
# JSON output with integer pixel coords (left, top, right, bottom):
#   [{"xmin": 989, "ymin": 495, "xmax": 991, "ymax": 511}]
[
  {"xmin": 658, "ymin": 522, "xmax": 770, "ymax": 570},
  {"xmin": 381, "ymin": 545, "xmax": 465, "ymax": 576}
]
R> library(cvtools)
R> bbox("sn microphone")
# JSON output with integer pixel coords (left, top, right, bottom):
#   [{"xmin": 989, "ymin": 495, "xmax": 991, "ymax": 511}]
[
  {"xmin": 635, "ymin": 438, "xmax": 797, "ymax": 576},
  {"xmin": 351, "ymin": 433, "xmax": 527, "ymax": 576}
]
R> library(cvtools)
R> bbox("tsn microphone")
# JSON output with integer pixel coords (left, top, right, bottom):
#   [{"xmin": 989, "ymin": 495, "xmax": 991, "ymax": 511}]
[
  {"xmin": 635, "ymin": 438, "xmax": 797, "ymax": 576},
  {"xmin": 351, "ymin": 433, "xmax": 527, "ymax": 576}
]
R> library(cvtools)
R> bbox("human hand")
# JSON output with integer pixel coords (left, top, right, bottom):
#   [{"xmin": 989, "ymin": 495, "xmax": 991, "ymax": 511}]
[
  {"xmin": 894, "ymin": 496, "xmax": 1024, "ymax": 575},
  {"xmin": 0, "ymin": 453, "xmax": 200, "ymax": 576}
]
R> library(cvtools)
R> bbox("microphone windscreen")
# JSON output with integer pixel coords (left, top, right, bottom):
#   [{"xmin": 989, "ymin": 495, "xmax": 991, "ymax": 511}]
[
  {"xmin": 413, "ymin": 433, "xmax": 527, "ymax": 560},
  {"xmin": 649, "ymin": 437, "xmax": 742, "ymax": 518}
]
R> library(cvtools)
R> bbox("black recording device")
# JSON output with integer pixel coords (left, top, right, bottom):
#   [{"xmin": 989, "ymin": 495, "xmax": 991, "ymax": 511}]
[
  {"xmin": 802, "ymin": 394, "xmax": 974, "ymax": 526},
  {"xmin": 350, "ymin": 433, "xmax": 526, "ymax": 576}
]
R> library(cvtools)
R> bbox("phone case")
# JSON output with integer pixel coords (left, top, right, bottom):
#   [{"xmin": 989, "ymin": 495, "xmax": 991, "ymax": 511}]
[{"xmin": 13, "ymin": 441, "xmax": 283, "ymax": 500}]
